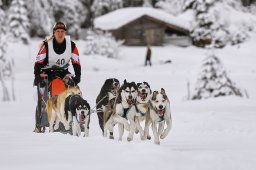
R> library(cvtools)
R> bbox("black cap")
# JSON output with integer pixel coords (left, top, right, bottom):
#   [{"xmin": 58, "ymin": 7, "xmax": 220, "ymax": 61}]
[{"xmin": 53, "ymin": 22, "xmax": 67, "ymax": 33}]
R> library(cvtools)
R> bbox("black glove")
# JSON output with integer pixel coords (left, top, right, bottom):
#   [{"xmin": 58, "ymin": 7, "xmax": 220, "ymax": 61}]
[
  {"xmin": 73, "ymin": 76, "xmax": 80, "ymax": 85},
  {"xmin": 66, "ymin": 78, "xmax": 75, "ymax": 86},
  {"xmin": 34, "ymin": 76, "xmax": 46, "ymax": 87}
]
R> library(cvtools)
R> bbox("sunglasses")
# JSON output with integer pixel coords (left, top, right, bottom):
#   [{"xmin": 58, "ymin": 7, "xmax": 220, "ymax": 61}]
[{"xmin": 53, "ymin": 23, "xmax": 66, "ymax": 31}]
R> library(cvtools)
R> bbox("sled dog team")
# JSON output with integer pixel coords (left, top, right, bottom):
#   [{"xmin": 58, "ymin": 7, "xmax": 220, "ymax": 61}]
[{"xmin": 45, "ymin": 78, "xmax": 172, "ymax": 145}]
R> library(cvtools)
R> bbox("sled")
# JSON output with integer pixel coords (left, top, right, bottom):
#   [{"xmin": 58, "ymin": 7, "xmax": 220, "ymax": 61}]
[{"xmin": 35, "ymin": 67, "xmax": 69, "ymax": 133}]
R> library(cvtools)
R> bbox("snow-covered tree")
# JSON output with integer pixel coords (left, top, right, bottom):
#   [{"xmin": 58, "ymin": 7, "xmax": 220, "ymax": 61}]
[
  {"xmin": 143, "ymin": 0, "xmax": 153, "ymax": 7},
  {"xmin": 191, "ymin": 52, "xmax": 242, "ymax": 100},
  {"xmin": 7, "ymin": 0, "xmax": 30, "ymax": 44},
  {"xmin": 51, "ymin": 0, "xmax": 83, "ymax": 39},
  {"xmin": 155, "ymin": 0, "xmax": 185, "ymax": 15},
  {"xmin": 92, "ymin": 0, "xmax": 123, "ymax": 17},
  {"xmin": 0, "ymin": 0, "xmax": 12, "ymax": 10},
  {"xmin": 0, "ymin": 5, "xmax": 15, "ymax": 101},
  {"xmin": 83, "ymin": 30, "xmax": 124, "ymax": 58},
  {"xmin": 186, "ymin": 0, "xmax": 229, "ymax": 48},
  {"xmin": 80, "ymin": 0, "xmax": 95, "ymax": 28},
  {"xmin": 27, "ymin": 0, "xmax": 53, "ymax": 37}
]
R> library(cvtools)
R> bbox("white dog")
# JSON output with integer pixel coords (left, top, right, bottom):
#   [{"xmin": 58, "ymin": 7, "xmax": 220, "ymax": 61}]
[
  {"xmin": 133, "ymin": 82, "xmax": 152, "ymax": 140},
  {"xmin": 104, "ymin": 80, "xmax": 137, "ymax": 141},
  {"xmin": 144, "ymin": 88, "xmax": 172, "ymax": 145}
]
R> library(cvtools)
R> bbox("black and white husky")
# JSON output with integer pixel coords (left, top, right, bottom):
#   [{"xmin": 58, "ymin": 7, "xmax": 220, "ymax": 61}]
[
  {"xmin": 133, "ymin": 82, "xmax": 152, "ymax": 140},
  {"xmin": 144, "ymin": 88, "xmax": 172, "ymax": 145},
  {"xmin": 104, "ymin": 80, "xmax": 137, "ymax": 141},
  {"xmin": 96, "ymin": 78, "xmax": 120, "ymax": 135},
  {"xmin": 64, "ymin": 95, "xmax": 91, "ymax": 137}
]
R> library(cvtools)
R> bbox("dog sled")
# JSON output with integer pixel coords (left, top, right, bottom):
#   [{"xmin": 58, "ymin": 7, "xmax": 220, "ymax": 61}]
[{"xmin": 34, "ymin": 66, "xmax": 73, "ymax": 133}]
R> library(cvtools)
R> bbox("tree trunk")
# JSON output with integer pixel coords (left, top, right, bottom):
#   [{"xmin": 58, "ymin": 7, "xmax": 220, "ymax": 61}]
[{"xmin": 0, "ymin": 73, "xmax": 10, "ymax": 101}]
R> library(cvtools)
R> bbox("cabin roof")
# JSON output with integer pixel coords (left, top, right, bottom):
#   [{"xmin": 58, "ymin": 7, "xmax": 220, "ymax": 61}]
[{"xmin": 94, "ymin": 7, "xmax": 191, "ymax": 32}]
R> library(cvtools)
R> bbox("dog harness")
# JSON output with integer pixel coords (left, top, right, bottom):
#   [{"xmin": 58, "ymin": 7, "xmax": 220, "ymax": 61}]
[
  {"xmin": 135, "ymin": 102, "xmax": 148, "ymax": 116},
  {"xmin": 122, "ymin": 106, "xmax": 132, "ymax": 119},
  {"xmin": 158, "ymin": 114, "xmax": 165, "ymax": 122}
]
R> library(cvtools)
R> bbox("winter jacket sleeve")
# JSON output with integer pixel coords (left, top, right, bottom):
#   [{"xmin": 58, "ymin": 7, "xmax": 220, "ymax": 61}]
[
  {"xmin": 71, "ymin": 42, "xmax": 81, "ymax": 80},
  {"xmin": 34, "ymin": 44, "xmax": 47, "ymax": 85}
]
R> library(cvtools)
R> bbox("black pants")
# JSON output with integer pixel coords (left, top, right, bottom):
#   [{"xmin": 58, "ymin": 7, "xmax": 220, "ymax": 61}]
[{"xmin": 145, "ymin": 59, "xmax": 152, "ymax": 66}]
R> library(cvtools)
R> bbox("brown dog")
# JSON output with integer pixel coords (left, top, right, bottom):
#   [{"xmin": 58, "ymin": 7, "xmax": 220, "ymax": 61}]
[{"xmin": 45, "ymin": 86, "xmax": 82, "ymax": 132}]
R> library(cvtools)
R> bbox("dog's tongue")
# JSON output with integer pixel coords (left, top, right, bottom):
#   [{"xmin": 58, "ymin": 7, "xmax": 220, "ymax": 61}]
[
  {"xmin": 80, "ymin": 115, "xmax": 85, "ymax": 124},
  {"xmin": 127, "ymin": 99, "xmax": 134, "ymax": 105},
  {"xmin": 157, "ymin": 109, "xmax": 165, "ymax": 116},
  {"xmin": 138, "ymin": 92, "xmax": 147, "ymax": 100},
  {"xmin": 142, "ymin": 93, "xmax": 147, "ymax": 99}
]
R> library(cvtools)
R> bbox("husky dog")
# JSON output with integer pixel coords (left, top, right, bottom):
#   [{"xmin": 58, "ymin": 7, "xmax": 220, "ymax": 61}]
[
  {"xmin": 133, "ymin": 82, "xmax": 152, "ymax": 140},
  {"xmin": 104, "ymin": 80, "xmax": 137, "ymax": 141},
  {"xmin": 45, "ymin": 86, "xmax": 82, "ymax": 132},
  {"xmin": 64, "ymin": 94, "xmax": 91, "ymax": 137},
  {"xmin": 144, "ymin": 88, "xmax": 172, "ymax": 145},
  {"xmin": 96, "ymin": 78, "xmax": 120, "ymax": 135}
]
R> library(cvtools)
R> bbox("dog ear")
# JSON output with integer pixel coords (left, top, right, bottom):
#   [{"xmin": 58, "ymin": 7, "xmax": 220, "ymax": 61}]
[
  {"xmin": 131, "ymin": 82, "xmax": 138, "ymax": 90},
  {"xmin": 152, "ymin": 91, "xmax": 158, "ymax": 100},
  {"xmin": 124, "ymin": 79, "xmax": 127, "ymax": 84},
  {"xmin": 160, "ymin": 88, "xmax": 166, "ymax": 94},
  {"xmin": 85, "ymin": 100, "xmax": 90, "ymax": 110},
  {"xmin": 103, "ymin": 79, "xmax": 111, "ymax": 87},
  {"xmin": 144, "ymin": 82, "xmax": 150, "ymax": 89}
]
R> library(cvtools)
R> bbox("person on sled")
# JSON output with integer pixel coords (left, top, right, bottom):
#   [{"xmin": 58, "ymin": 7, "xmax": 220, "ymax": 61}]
[{"xmin": 33, "ymin": 22, "xmax": 81, "ymax": 133}]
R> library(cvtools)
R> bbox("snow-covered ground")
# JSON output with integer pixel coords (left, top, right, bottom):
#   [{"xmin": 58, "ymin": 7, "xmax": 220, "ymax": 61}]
[{"xmin": 0, "ymin": 35, "xmax": 256, "ymax": 170}]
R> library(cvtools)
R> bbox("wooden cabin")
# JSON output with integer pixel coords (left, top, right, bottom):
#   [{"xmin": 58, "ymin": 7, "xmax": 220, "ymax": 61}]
[{"xmin": 94, "ymin": 7, "xmax": 190, "ymax": 46}]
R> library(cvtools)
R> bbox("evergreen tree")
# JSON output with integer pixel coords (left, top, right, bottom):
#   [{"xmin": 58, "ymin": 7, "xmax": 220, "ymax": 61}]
[
  {"xmin": 83, "ymin": 30, "xmax": 123, "ymax": 58},
  {"xmin": 80, "ymin": 0, "xmax": 95, "ymax": 28},
  {"xmin": 186, "ymin": 0, "xmax": 229, "ymax": 48},
  {"xmin": 51, "ymin": 0, "xmax": 83, "ymax": 39},
  {"xmin": 1, "ymin": 0, "xmax": 12, "ymax": 10},
  {"xmin": 92, "ymin": 0, "xmax": 123, "ymax": 17},
  {"xmin": 27, "ymin": 0, "xmax": 53, "ymax": 37},
  {"xmin": 143, "ymin": 0, "xmax": 153, "ymax": 7},
  {"xmin": 155, "ymin": 0, "xmax": 185, "ymax": 15},
  {"xmin": 123, "ymin": 0, "xmax": 144, "ymax": 7},
  {"xmin": 191, "ymin": 52, "xmax": 242, "ymax": 100},
  {"xmin": 7, "ymin": 0, "xmax": 30, "ymax": 44},
  {"xmin": 0, "ymin": 5, "xmax": 15, "ymax": 101}
]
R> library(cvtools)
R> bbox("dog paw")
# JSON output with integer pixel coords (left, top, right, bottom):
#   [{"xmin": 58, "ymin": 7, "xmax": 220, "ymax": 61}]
[
  {"xmin": 135, "ymin": 129, "xmax": 139, "ymax": 134},
  {"xmin": 154, "ymin": 141, "xmax": 160, "ymax": 145},
  {"xmin": 64, "ymin": 124, "xmax": 70, "ymax": 131},
  {"xmin": 84, "ymin": 131, "xmax": 89, "ymax": 137},
  {"xmin": 109, "ymin": 135, "xmax": 114, "ymax": 140},
  {"xmin": 140, "ymin": 135, "xmax": 145, "ymax": 140},
  {"xmin": 127, "ymin": 137, "xmax": 133, "ymax": 142},
  {"xmin": 147, "ymin": 135, "xmax": 151, "ymax": 140},
  {"xmin": 54, "ymin": 124, "xmax": 59, "ymax": 130},
  {"xmin": 160, "ymin": 134, "xmax": 166, "ymax": 139}
]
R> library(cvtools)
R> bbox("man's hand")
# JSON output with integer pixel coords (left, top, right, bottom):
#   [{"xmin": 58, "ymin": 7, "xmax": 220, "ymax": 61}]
[{"xmin": 73, "ymin": 76, "xmax": 80, "ymax": 85}]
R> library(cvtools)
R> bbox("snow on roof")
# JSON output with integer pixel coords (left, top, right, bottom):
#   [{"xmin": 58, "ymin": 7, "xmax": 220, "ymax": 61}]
[{"xmin": 94, "ymin": 7, "xmax": 191, "ymax": 31}]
